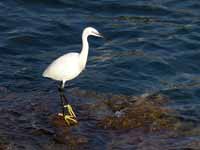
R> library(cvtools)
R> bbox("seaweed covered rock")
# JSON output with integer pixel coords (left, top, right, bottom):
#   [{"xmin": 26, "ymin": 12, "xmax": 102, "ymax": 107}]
[
  {"xmin": 0, "ymin": 136, "xmax": 9, "ymax": 150},
  {"xmin": 98, "ymin": 94, "xmax": 178, "ymax": 131},
  {"xmin": 50, "ymin": 115, "xmax": 88, "ymax": 147}
]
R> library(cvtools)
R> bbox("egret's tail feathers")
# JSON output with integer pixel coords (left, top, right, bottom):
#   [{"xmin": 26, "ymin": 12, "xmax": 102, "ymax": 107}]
[
  {"xmin": 42, "ymin": 71, "xmax": 47, "ymax": 77},
  {"xmin": 42, "ymin": 69, "xmax": 50, "ymax": 78}
]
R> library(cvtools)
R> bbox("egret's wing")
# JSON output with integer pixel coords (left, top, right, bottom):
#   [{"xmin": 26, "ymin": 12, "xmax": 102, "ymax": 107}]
[{"xmin": 43, "ymin": 52, "xmax": 80, "ymax": 81}]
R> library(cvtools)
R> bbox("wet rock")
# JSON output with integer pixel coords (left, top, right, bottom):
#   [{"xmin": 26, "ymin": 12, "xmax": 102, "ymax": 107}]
[
  {"xmin": 0, "ymin": 136, "xmax": 9, "ymax": 150},
  {"xmin": 114, "ymin": 111, "xmax": 125, "ymax": 118},
  {"xmin": 186, "ymin": 140, "xmax": 200, "ymax": 150},
  {"xmin": 98, "ymin": 94, "xmax": 177, "ymax": 131},
  {"xmin": 1, "ymin": 88, "xmax": 197, "ymax": 149},
  {"xmin": 0, "ymin": 144, "xmax": 8, "ymax": 150},
  {"xmin": 175, "ymin": 122, "xmax": 200, "ymax": 137},
  {"xmin": 50, "ymin": 114, "xmax": 88, "ymax": 147},
  {"xmin": 105, "ymin": 95, "xmax": 134, "ymax": 112},
  {"xmin": 31, "ymin": 128, "xmax": 54, "ymax": 136},
  {"xmin": 50, "ymin": 114, "xmax": 74, "ymax": 128},
  {"xmin": 77, "ymin": 102, "xmax": 112, "ymax": 121},
  {"xmin": 53, "ymin": 132, "xmax": 88, "ymax": 146}
]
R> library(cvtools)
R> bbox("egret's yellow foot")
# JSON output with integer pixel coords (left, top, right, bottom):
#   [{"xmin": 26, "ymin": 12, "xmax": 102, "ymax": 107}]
[
  {"xmin": 64, "ymin": 115, "xmax": 78, "ymax": 125},
  {"xmin": 58, "ymin": 113, "xmax": 78, "ymax": 125},
  {"xmin": 58, "ymin": 104, "xmax": 77, "ymax": 125},
  {"xmin": 64, "ymin": 104, "xmax": 76, "ymax": 118}
]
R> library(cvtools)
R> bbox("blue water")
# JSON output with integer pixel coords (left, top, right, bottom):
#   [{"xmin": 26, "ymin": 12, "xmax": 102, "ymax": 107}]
[{"xmin": 0, "ymin": 0, "xmax": 200, "ymax": 149}]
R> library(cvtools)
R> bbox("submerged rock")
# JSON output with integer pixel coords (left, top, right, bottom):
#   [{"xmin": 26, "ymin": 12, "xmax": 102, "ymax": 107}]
[
  {"xmin": 0, "ymin": 136, "xmax": 9, "ymax": 150},
  {"xmin": 186, "ymin": 140, "xmax": 200, "ymax": 150},
  {"xmin": 98, "ymin": 94, "xmax": 177, "ymax": 131},
  {"xmin": 67, "ymin": 89, "xmax": 180, "ymax": 132},
  {"xmin": 50, "ymin": 115, "xmax": 88, "ymax": 147},
  {"xmin": 0, "ymin": 89, "xmax": 198, "ymax": 149}
]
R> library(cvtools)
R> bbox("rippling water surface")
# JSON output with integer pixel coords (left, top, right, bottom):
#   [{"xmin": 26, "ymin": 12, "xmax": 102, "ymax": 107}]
[{"xmin": 0, "ymin": 0, "xmax": 200, "ymax": 149}]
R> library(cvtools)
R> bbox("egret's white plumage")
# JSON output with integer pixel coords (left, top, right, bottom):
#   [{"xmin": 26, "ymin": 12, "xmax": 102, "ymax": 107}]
[{"xmin": 43, "ymin": 27, "xmax": 103, "ymax": 88}]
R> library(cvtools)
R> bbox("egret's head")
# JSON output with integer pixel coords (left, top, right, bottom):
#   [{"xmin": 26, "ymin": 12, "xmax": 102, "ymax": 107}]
[{"xmin": 83, "ymin": 27, "xmax": 103, "ymax": 38}]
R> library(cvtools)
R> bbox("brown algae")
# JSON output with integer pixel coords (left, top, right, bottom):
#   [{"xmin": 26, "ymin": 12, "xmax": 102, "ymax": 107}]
[{"xmin": 98, "ymin": 93, "xmax": 178, "ymax": 131}]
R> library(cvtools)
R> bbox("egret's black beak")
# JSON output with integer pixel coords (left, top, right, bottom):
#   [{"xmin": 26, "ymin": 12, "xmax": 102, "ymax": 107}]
[
  {"xmin": 98, "ymin": 33, "xmax": 104, "ymax": 38},
  {"xmin": 92, "ymin": 31, "xmax": 104, "ymax": 38}
]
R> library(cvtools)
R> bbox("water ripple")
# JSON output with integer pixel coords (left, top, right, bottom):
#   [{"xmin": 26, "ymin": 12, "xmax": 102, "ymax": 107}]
[{"xmin": 0, "ymin": 0, "xmax": 200, "ymax": 149}]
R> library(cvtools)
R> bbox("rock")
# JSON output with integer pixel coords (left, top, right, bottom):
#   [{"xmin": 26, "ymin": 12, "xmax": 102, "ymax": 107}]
[
  {"xmin": 98, "ymin": 94, "xmax": 177, "ymax": 131},
  {"xmin": 0, "ymin": 136, "xmax": 9, "ymax": 150},
  {"xmin": 50, "ymin": 114, "xmax": 88, "ymax": 147}
]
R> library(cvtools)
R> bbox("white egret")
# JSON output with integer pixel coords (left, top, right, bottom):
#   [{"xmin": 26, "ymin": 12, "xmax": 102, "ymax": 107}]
[{"xmin": 42, "ymin": 27, "xmax": 103, "ymax": 125}]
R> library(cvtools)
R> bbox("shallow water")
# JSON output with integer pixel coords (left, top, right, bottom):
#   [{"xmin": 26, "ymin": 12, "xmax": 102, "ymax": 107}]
[{"xmin": 0, "ymin": 0, "xmax": 200, "ymax": 149}]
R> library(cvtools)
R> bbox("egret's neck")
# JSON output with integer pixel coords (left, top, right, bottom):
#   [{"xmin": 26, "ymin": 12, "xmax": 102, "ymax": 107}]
[{"xmin": 80, "ymin": 33, "xmax": 89, "ymax": 70}]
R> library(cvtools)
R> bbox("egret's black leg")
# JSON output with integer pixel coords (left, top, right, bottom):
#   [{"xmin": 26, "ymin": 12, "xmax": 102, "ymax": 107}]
[
  {"xmin": 58, "ymin": 81, "xmax": 77, "ymax": 125},
  {"xmin": 58, "ymin": 83, "xmax": 65, "ymax": 116},
  {"xmin": 58, "ymin": 81, "xmax": 70, "ymax": 104},
  {"xmin": 62, "ymin": 93, "xmax": 69, "ymax": 104}
]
